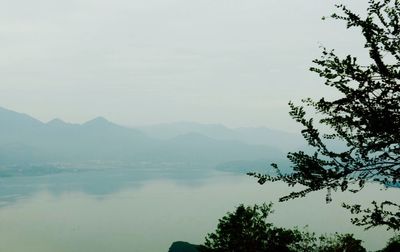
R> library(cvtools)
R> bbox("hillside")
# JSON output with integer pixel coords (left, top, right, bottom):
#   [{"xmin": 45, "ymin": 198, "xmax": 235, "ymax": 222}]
[{"xmin": 0, "ymin": 107, "xmax": 291, "ymax": 173}]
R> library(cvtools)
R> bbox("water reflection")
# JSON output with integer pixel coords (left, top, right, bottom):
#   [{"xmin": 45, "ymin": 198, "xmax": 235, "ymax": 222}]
[
  {"xmin": 0, "ymin": 171, "xmax": 397, "ymax": 251},
  {"xmin": 0, "ymin": 168, "xmax": 216, "ymax": 207}
]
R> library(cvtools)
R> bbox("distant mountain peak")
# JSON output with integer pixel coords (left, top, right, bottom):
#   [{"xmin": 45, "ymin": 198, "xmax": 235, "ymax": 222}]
[
  {"xmin": 83, "ymin": 116, "xmax": 115, "ymax": 127},
  {"xmin": 0, "ymin": 106, "xmax": 13, "ymax": 113},
  {"xmin": 0, "ymin": 106, "xmax": 44, "ymax": 126},
  {"xmin": 47, "ymin": 118, "xmax": 66, "ymax": 125},
  {"xmin": 86, "ymin": 116, "xmax": 108, "ymax": 122}
]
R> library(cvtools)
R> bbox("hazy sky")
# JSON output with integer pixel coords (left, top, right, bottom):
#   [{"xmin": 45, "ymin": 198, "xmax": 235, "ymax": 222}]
[{"xmin": 0, "ymin": 0, "xmax": 369, "ymax": 131}]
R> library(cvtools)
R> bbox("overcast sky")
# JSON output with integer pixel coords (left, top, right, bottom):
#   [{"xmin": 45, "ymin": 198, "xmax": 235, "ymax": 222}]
[{"xmin": 0, "ymin": 0, "xmax": 369, "ymax": 131}]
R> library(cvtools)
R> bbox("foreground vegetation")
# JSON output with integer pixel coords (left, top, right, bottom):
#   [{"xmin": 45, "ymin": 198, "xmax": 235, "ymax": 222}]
[
  {"xmin": 171, "ymin": 1, "xmax": 400, "ymax": 251},
  {"xmin": 250, "ymin": 0, "xmax": 400, "ymax": 231},
  {"xmin": 169, "ymin": 203, "xmax": 399, "ymax": 252},
  {"xmin": 201, "ymin": 203, "xmax": 399, "ymax": 252}
]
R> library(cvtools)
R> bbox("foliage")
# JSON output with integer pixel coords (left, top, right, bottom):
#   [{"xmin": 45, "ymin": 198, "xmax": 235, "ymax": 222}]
[
  {"xmin": 202, "ymin": 203, "xmax": 366, "ymax": 252},
  {"xmin": 342, "ymin": 201, "xmax": 400, "ymax": 230},
  {"xmin": 317, "ymin": 233, "xmax": 365, "ymax": 252},
  {"xmin": 288, "ymin": 230, "xmax": 366, "ymax": 252},
  {"xmin": 203, "ymin": 203, "xmax": 300, "ymax": 252},
  {"xmin": 249, "ymin": 0, "xmax": 400, "ymax": 231},
  {"xmin": 380, "ymin": 234, "xmax": 400, "ymax": 252}
]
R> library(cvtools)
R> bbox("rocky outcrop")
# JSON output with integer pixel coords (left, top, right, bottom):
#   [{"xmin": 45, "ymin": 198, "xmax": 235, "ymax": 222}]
[{"xmin": 168, "ymin": 241, "xmax": 203, "ymax": 252}]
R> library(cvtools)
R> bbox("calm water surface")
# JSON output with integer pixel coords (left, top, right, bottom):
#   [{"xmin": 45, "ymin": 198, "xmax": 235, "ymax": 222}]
[{"xmin": 0, "ymin": 170, "xmax": 397, "ymax": 252}]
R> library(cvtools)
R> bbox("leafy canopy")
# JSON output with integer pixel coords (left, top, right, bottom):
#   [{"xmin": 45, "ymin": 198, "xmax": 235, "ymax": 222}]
[
  {"xmin": 202, "ymin": 203, "xmax": 366, "ymax": 252},
  {"xmin": 249, "ymin": 0, "xmax": 400, "ymax": 231},
  {"xmin": 203, "ymin": 203, "xmax": 298, "ymax": 252}
]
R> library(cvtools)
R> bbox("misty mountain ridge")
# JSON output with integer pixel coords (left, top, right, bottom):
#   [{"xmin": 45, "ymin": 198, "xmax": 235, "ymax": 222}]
[
  {"xmin": 0, "ymin": 106, "xmax": 294, "ymax": 174},
  {"xmin": 137, "ymin": 121, "xmax": 304, "ymax": 151}
]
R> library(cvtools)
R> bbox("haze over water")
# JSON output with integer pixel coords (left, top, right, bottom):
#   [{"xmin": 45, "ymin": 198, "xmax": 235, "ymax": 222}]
[{"xmin": 0, "ymin": 171, "xmax": 396, "ymax": 252}]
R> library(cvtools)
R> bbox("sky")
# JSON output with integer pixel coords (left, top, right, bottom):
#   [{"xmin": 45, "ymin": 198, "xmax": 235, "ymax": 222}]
[{"xmin": 0, "ymin": 0, "xmax": 369, "ymax": 132}]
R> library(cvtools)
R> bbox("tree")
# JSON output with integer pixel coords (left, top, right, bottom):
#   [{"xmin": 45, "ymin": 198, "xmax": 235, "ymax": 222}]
[
  {"xmin": 201, "ymin": 203, "xmax": 367, "ymax": 252},
  {"xmin": 203, "ymin": 203, "xmax": 302, "ymax": 252},
  {"xmin": 317, "ymin": 233, "xmax": 366, "ymax": 252},
  {"xmin": 249, "ymin": 0, "xmax": 400, "ymax": 231},
  {"xmin": 380, "ymin": 235, "xmax": 400, "ymax": 252}
]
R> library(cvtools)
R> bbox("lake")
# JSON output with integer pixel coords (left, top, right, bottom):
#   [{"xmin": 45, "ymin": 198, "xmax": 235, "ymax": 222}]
[{"xmin": 0, "ymin": 169, "xmax": 397, "ymax": 252}]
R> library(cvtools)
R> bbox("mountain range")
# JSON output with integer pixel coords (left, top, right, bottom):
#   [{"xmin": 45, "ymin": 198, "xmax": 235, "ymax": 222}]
[
  {"xmin": 0, "ymin": 106, "xmax": 301, "ymax": 173},
  {"xmin": 137, "ymin": 122, "xmax": 303, "ymax": 152}
]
